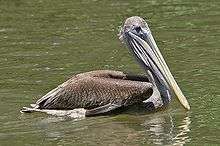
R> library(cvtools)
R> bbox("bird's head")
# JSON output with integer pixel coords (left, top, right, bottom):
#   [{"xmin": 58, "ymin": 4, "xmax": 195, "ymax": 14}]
[{"xmin": 119, "ymin": 16, "xmax": 190, "ymax": 110}]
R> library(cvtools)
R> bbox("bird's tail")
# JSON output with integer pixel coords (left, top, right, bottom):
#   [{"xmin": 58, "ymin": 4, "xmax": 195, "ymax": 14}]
[
  {"xmin": 20, "ymin": 104, "xmax": 40, "ymax": 113},
  {"xmin": 20, "ymin": 106, "xmax": 86, "ymax": 118}
]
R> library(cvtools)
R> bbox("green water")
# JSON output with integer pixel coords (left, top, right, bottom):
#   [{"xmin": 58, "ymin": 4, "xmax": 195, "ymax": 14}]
[{"xmin": 0, "ymin": 0, "xmax": 219, "ymax": 145}]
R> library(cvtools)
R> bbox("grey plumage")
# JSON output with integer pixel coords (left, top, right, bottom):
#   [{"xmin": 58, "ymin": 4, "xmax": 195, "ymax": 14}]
[
  {"xmin": 22, "ymin": 70, "xmax": 153, "ymax": 116},
  {"xmin": 21, "ymin": 16, "xmax": 188, "ymax": 116}
]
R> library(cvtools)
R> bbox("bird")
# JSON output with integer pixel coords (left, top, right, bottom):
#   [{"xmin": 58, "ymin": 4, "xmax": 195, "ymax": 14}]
[{"xmin": 21, "ymin": 16, "xmax": 190, "ymax": 117}]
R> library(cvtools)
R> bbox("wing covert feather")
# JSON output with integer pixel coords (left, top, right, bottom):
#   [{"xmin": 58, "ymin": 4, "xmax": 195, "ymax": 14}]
[{"xmin": 35, "ymin": 70, "xmax": 153, "ymax": 110}]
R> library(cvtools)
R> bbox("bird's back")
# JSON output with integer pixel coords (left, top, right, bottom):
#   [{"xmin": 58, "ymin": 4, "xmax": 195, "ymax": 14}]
[{"xmin": 35, "ymin": 70, "xmax": 153, "ymax": 110}]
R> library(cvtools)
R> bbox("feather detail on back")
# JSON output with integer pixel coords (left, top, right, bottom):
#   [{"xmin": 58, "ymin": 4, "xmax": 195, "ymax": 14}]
[{"xmin": 27, "ymin": 70, "xmax": 153, "ymax": 111}]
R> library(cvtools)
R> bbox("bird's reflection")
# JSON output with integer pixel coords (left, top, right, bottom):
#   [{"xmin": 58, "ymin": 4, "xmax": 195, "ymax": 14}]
[
  {"xmin": 172, "ymin": 116, "xmax": 191, "ymax": 145},
  {"xmin": 142, "ymin": 112, "xmax": 191, "ymax": 145},
  {"xmin": 32, "ymin": 111, "xmax": 191, "ymax": 145}
]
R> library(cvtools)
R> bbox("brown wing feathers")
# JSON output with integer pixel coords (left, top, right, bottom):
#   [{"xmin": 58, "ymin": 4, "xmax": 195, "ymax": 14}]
[{"xmin": 36, "ymin": 70, "xmax": 153, "ymax": 110}]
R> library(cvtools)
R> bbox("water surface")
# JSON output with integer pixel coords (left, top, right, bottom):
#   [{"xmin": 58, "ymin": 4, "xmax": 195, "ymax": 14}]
[{"xmin": 0, "ymin": 0, "xmax": 220, "ymax": 145}]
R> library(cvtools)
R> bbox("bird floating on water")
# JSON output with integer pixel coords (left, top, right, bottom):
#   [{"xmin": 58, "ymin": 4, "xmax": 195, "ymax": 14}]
[{"xmin": 21, "ymin": 16, "xmax": 190, "ymax": 117}]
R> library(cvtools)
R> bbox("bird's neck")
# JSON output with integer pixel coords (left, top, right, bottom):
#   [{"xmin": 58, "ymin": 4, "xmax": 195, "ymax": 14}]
[{"xmin": 145, "ymin": 70, "xmax": 171, "ymax": 108}]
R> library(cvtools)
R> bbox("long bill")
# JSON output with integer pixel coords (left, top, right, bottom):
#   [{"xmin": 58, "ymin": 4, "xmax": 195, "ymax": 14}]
[{"xmin": 126, "ymin": 30, "xmax": 190, "ymax": 110}]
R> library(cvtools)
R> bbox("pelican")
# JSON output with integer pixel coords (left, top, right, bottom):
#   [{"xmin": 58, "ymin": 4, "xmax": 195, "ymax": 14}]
[{"xmin": 21, "ymin": 16, "xmax": 190, "ymax": 117}]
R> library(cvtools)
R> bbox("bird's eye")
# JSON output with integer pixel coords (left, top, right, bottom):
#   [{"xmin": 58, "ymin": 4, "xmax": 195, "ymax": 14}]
[{"xmin": 134, "ymin": 26, "xmax": 141, "ymax": 33}]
